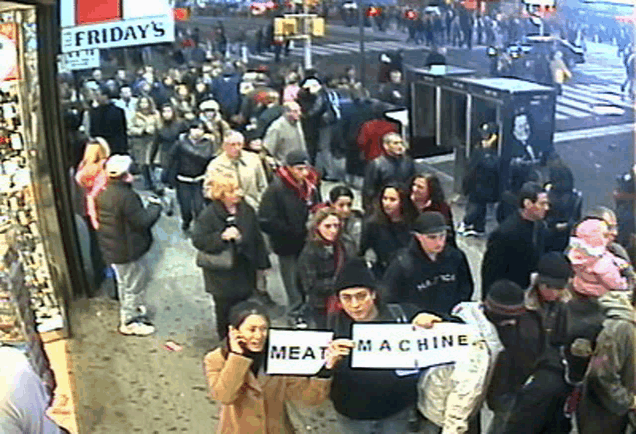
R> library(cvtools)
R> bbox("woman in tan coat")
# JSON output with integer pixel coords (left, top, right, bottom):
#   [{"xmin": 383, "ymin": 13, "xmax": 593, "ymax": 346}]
[
  {"xmin": 204, "ymin": 301, "xmax": 340, "ymax": 434},
  {"xmin": 129, "ymin": 96, "xmax": 161, "ymax": 190}
]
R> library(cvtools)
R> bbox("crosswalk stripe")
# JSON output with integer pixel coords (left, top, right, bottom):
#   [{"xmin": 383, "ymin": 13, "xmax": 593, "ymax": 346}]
[
  {"xmin": 561, "ymin": 89, "xmax": 607, "ymax": 107},
  {"xmin": 323, "ymin": 43, "xmax": 359, "ymax": 54},
  {"xmin": 556, "ymin": 113, "xmax": 568, "ymax": 120},
  {"xmin": 250, "ymin": 53, "xmax": 272, "ymax": 61},
  {"xmin": 555, "ymin": 103, "xmax": 592, "ymax": 118}
]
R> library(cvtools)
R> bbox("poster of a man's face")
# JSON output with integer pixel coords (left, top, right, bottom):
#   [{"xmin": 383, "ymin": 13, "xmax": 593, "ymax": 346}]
[{"xmin": 513, "ymin": 113, "xmax": 531, "ymax": 143}]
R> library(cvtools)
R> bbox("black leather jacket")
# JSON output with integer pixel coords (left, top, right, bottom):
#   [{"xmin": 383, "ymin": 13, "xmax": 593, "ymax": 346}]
[
  {"xmin": 362, "ymin": 153, "xmax": 415, "ymax": 208},
  {"xmin": 170, "ymin": 134, "xmax": 215, "ymax": 179}
]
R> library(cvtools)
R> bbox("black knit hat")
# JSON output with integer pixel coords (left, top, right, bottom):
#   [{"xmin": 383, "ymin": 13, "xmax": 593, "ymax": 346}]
[
  {"xmin": 537, "ymin": 252, "xmax": 572, "ymax": 289},
  {"xmin": 412, "ymin": 211, "xmax": 449, "ymax": 235},
  {"xmin": 334, "ymin": 258, "xmax": 376, "ymax": 294},
  {"xmin": 484, "ymin": 280, "xmax": 526, "ymax": 317},
  {"xmin": 285, "ymin": 149, "xmax": 311, "ymax": 167}
]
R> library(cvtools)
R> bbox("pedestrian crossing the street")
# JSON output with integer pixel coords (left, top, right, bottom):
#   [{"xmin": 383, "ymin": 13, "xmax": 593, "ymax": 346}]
[
  {"xmin": 249, "ymin": 39, "xmax": 414, "ymax": 62},
  {"xmin": 555, "ymin": 83, "xmax": 634, "ymax": 121}
]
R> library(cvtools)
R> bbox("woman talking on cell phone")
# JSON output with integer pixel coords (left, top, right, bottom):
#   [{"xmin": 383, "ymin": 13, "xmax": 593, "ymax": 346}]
[{"xmin": 203, "ymin": 301, "xmax": 342, "ymax": 434}]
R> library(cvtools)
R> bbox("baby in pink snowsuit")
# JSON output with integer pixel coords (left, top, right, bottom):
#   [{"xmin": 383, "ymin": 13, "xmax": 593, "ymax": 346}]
[{"xmin": 567, "ymin": 218, "xmax": 629, "ymax": 297}]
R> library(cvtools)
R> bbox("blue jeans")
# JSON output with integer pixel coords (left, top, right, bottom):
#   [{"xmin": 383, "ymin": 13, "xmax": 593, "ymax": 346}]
[{"xmin": 336, "ymin": 406, "xmax": 412, "ymax": 434}]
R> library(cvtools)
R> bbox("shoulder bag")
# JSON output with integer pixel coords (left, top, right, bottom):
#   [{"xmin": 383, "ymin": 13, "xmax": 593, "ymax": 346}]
[{"xmin": 195, "ymin": 246, "xmax": 234, "ymax": 271}]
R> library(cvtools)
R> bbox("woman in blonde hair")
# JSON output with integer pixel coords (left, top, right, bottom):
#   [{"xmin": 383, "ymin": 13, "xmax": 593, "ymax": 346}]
[
  {"xmin": 191, "ymin": 171, "xmax": 271, "ymax": 340},
  {"xmin": 129, "ymin": 95, "xmax": 161, "ymax": 191},
  {"xmin": 74, "ymin": 137, "xmax": 111, "ymax": 294},
  {"xmin": 75, "ymin": 137, "xmax": 111, "ymax": 229}
]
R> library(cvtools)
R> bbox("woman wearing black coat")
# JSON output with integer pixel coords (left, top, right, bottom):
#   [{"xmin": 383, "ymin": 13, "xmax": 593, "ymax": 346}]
[
  {"xmin": 360, "ymin": 183, "xmax": 416, "ymax": 278},
  {"xmin": 297, "ymin": 207, "xmax": 356, "ymax": 328},
  {"xmin": 191, "ymin": 171, "xmax": 271, "ymax": 340}
]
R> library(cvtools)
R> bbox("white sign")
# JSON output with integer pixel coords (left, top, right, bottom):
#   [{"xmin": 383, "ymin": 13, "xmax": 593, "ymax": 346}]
[
  {"xmin": 59, "ymin": 49, "xmax": 100, "ymax": 71},
  {"xmin": 266, "ymin": 329, "xmax": 334, "ymax": 376},
  {"xmin": 61, "ymin": 16, "xmax": 175, "ymax": 53},
  {"xmin": 351, "ymin": 323, "xmax": 472, "ymax": 369}
]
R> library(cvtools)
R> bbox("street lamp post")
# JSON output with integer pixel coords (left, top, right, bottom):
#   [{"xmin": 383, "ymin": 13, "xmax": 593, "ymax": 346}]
[{"xmin": 359, "ymin": 3, "xmax": 366, "ymax": 89}]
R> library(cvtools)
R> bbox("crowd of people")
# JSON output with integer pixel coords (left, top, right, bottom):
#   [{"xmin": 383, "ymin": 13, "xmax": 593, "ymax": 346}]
[{"xmin": 55, "ymin": 25, "xmax": 636, "ymax": 431}]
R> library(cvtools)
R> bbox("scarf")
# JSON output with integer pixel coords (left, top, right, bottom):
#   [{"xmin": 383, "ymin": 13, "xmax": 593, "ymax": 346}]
[
  {"xmin": 277, "ymin": 166, "xmax": 320, "ymax": 206},
  {"xmin": 314, "ymin": 233, "xmax": 347, "ymax": 315}
]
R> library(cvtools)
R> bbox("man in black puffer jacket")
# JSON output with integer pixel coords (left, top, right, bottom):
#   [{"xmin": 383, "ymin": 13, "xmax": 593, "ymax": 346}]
[
  {"xmin": 95, "ymin": 155, "xmax": 162, "ymax": 336},
  {"xmin": 382, "ymin": 211, "xmax": 474, "ymax": 316},
  {"xmin": 258, "ymin": 150, "xmax": 321, "ymax": 318}
]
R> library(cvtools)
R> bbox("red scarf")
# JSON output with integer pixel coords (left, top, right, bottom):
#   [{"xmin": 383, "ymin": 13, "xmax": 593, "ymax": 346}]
[
  {"xmin": 314, "ymin": 233, "xmax": 347, "ymax": 315},
  {"xmin": 277, "ymin": 166, "xmax": 320, "ymax": 206}
]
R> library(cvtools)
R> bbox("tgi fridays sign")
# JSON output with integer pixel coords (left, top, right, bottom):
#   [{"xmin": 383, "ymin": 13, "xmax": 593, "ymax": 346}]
[{"xmin": 59, "ymin": 0, "xmax": 175, "ymax": 54}]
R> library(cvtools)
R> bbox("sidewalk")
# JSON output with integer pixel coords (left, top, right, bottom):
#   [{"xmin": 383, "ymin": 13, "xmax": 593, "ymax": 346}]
[{"xmin": 64, "ymin": 173, "xmax": 489, "ymax": 433}]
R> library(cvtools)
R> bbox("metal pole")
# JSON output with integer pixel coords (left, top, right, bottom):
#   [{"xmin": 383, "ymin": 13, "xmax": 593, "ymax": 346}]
[
  {"xmin": 359, "ymin": 4, "xmax": 366, "ymax": 89},
  {"xmin": 304, "ymin": 3, "xmax": 312, "ymax": 70}
]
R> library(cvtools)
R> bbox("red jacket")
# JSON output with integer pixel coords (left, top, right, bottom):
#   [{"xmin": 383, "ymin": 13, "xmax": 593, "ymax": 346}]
[{"xmin": 356, "ymin": 120, "xmax": 398, "ymax": 162}]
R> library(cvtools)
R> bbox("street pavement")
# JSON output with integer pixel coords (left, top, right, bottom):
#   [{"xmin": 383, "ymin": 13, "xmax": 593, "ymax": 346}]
[{"xmin": 69, "ymin": 174, "xmax": 494, "ymax": 433}]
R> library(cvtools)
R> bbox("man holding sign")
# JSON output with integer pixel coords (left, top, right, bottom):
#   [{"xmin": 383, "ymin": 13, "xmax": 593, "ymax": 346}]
[{"xmin": 325, "ymin": 258, "xmax": 442, "ymax": 433}]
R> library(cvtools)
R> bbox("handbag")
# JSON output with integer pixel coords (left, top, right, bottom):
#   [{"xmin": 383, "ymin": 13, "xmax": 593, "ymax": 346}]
[{"xmin": 195, "ymin": 247, "xmax": 234, "ymax": 271}]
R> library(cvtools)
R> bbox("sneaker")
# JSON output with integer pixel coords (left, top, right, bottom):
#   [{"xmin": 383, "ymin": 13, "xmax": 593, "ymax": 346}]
[
  {"xmin": 137, "ymin": 306, "xmax": 147, "ymax": 316},
  {"xmin": 119, "ymin": 321, "xmax": 155, "ymax": 336},
  {"xmin": 164, "ymin": 196, "xmax": 175, "ymax": 217}
]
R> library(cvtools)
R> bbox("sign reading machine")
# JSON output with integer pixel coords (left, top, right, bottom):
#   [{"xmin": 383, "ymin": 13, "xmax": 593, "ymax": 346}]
[
  {"xmin": 60, "ymin": 0, "xmax": 175, "ymax": 54},
  {"xmin": 351, "ymin": 323, "xmax": 472, "ymax": 369},
  {"xmin": 266, "ymin": 329, "xmax": 334, "ymax": 376}
]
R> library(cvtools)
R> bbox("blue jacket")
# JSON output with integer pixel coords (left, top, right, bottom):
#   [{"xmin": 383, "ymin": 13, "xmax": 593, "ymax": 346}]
[{"xmin": 211, "ymin": 74, "xmax": 241, "ymax": 117}]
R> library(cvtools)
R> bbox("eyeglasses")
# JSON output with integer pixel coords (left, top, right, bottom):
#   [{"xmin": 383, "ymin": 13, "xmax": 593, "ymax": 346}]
[{"xmin": 339, "ymin": 292, "xmax": 371, "ymax": 305}]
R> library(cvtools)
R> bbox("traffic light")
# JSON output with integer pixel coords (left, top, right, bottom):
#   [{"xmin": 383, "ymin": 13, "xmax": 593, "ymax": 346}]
[
  {"xmin": 173, "ymin": 7, "xmax": 191, "ymax": 21},
  {"xmin": 366, "ymin": 6, "xmax": 382, "ymax": 17},
  {"xmin": 405, "ymin": 9, "xmax": 418, "ymax": 20},
  {"xmin": 311, "ymin": 17, "xmax": 325, "ymax": 37}
]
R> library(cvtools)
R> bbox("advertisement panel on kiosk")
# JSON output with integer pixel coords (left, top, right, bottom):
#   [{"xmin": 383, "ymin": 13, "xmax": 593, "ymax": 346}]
[{"xmin": 438, "ymin": 76, "xmax": 557, "ymax": 195}]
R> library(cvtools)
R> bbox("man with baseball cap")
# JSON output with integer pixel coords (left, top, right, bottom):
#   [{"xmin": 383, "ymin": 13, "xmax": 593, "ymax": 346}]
[
  {"xmin": 95, "ymin": 155, "xmax": 162, "ymax": 336},
  {"xmin": 382, "ymin": 211, "xmax": 474, "ymax": 316}
]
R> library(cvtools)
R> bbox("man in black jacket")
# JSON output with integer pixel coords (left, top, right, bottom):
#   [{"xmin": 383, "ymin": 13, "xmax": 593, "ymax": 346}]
[
  {"xmin": 458, "ymin": 122, "xmax": 500, "ymax": 238},
  {"xmin": 95, "ymin": 155, "xmax": 162, "ymax": 336},
  {"xmin": 258, "ymin": 150, "xmax": 321, "ymax": 319},
  {"xmin": 481, "ymin": 182, "xmax": 549, "ymax": 300},
  {"xmin": 326, "ymin": 258, "xmax": 442, "ymax": 433},
  {"xmin": 383, "ymin": 211, "xmax": 474, "ymax": 316},
  {"xmin": 169, "ymin": 119, "xmax": 215, "ymax": 232},
  {"xmin": 90, "ymin": 85, "xmax": 128, "ymax": 154},
  {"xmin": 362, "ymin": 132, "xmax": 415, "ymax": 212}
]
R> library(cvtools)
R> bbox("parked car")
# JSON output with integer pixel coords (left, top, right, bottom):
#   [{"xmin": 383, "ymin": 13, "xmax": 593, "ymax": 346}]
[{"xmin": 516, "ymin": 35, "xmax": 586, "ymax": 69}]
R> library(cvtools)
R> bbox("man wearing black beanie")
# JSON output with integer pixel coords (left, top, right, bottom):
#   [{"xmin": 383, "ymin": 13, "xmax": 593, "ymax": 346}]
[{"xmin": 326, "ymin": 258, "xmax": 442, "ymax": 433}]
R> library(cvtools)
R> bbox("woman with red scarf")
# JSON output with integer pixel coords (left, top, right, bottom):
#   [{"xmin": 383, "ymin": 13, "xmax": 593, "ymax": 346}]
[{"xmin": 297, "ymin": 207, "xmax": 356, "ymax": 329}]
